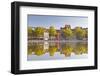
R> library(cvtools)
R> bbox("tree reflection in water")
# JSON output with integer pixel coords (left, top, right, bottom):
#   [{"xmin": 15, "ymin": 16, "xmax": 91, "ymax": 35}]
[
  {"xmin": 73, "ymin": 42, "xmax": 88, "ymax": 55},
  {"xmin": 61, "ymin": 43, "xmax": 73, "ymax": 57},
  {"xmin": 28, "ymin": 41, "xmax": 88, "ymax": 59},
  {"xmin": 48, "ymin": 43, "xmax": 58, "ymax": 56},
  {"xmin": 28, "ymin": 42, "xmax": 46, "ymax": 56}
]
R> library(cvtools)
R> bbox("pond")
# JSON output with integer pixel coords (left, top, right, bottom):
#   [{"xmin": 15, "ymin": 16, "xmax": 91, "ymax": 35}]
[{"xmin": 27, "ymin": 41, "xmax": 88, "ymax": 61}]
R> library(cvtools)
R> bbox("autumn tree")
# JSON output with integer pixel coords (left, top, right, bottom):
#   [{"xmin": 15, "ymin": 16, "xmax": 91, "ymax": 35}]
[
  {"xmin": 34, "ymin": 27, "xmax": 44, "ymax": 38},
  {"xmin": 49, "ymin": 26, "xmax": 57, "ymax": 39},
  {"xmin": 62, "ymin": 28, "xmax": 73, "ymax": 40},
  {"xmin": 74, "ymin": 27, "xmax": 86, "ymax": 40},
  {"xmin": 28, "ymin": 27, "xmax": 33, "ymax": 39},
  {"xmin": 85, "ymin": 29, "xmax": 88, "ymax": 39}
]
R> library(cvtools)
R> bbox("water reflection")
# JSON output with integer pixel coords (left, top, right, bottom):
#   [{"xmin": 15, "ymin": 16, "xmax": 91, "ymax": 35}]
[{"xmin": 28, "ymin": 41, "xmax": 88, "ymax": 60}]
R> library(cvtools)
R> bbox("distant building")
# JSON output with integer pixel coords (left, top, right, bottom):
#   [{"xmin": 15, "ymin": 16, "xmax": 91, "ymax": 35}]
[
  {"xmin": 60, "ymin": 24, "xmax": 72, "ymax": 40},
  {"xmin": 44, "ymin": 31, "xmax": 49, "ymax": 40},
  {"xmin": 61, "ymin": 24, "xmax": 71, "ymax": 29},
  {"xmin": 33, "ymin": 29, "xmax": 49, "ymax": 40}
]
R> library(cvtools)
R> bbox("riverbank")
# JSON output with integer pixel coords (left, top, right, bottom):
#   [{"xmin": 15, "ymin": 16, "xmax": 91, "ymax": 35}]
[{"xmin": 28, "ymin": 40, "xmax": 87, "ymax": 43}]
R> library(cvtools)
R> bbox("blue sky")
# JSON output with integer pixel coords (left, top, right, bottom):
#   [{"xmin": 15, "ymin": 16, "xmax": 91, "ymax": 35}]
[{"xmin": 28, "ymin": 15, "xmax": 88, "ymax": 29}]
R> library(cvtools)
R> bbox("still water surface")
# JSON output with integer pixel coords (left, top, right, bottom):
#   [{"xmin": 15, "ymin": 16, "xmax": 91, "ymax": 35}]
[{"xmin": 27, "ymin": 41, "xmax": 88, "ymax": 61}]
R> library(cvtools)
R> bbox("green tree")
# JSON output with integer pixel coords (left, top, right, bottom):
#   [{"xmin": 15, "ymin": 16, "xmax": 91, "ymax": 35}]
[
  {"xmin": 85, "ymin": 29, "xmax": 88, "ymax": 39},
  {"xmin": 49, "ymin": 26, "xmax": 57, "ymax": 39},
  {"xmin": 34, "ymin": 27, "xmax": 44, "ymax": 38},
  {"xmin": 74, "ymin": 27, "xmax": 86, "ymax": 40},
  {"xmin": 62, "ymin": 28, "xmax": 73, "ymax": 40},
  {"xmin": 28, "ymin": 27, "xmax": 33, "ymax": 39}
]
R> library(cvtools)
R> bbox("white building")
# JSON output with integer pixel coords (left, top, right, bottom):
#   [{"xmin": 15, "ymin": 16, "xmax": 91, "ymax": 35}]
[{"xmin": 44, "ymin": 32, "xmax": 49, "ymax": 40}]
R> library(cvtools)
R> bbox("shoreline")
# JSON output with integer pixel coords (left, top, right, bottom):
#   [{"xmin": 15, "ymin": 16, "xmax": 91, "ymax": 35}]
[{"xmin": 28, "ymin": 40, "xmax": 87, "ymax": 43}]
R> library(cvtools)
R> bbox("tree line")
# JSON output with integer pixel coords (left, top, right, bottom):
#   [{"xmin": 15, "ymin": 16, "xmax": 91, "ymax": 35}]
[{"xmin": 28, "ymin": 25, "xmax": 88, "ymax": 40}]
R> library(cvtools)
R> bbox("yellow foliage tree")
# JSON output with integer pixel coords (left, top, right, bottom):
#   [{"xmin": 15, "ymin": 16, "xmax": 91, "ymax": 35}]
[
  {"xmin": 74, "ymin": 27, "xmax": 86, "ymax": 40},
  {"xmin": 62, "ymin": 28, "xmax": 73, "ymax": 40},
  {"xmin": 49, "ymin": 26, "xmax": 57, "ymax": 39},
  {"xmin": 34, "ymin": 27, "xmax": 44, "ymax": 37}
]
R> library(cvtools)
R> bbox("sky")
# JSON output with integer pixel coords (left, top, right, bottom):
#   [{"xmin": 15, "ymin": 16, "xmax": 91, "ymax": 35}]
[{"xmin": 28, "ymin": 15, "xmax": 88, "ymax": 29}]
